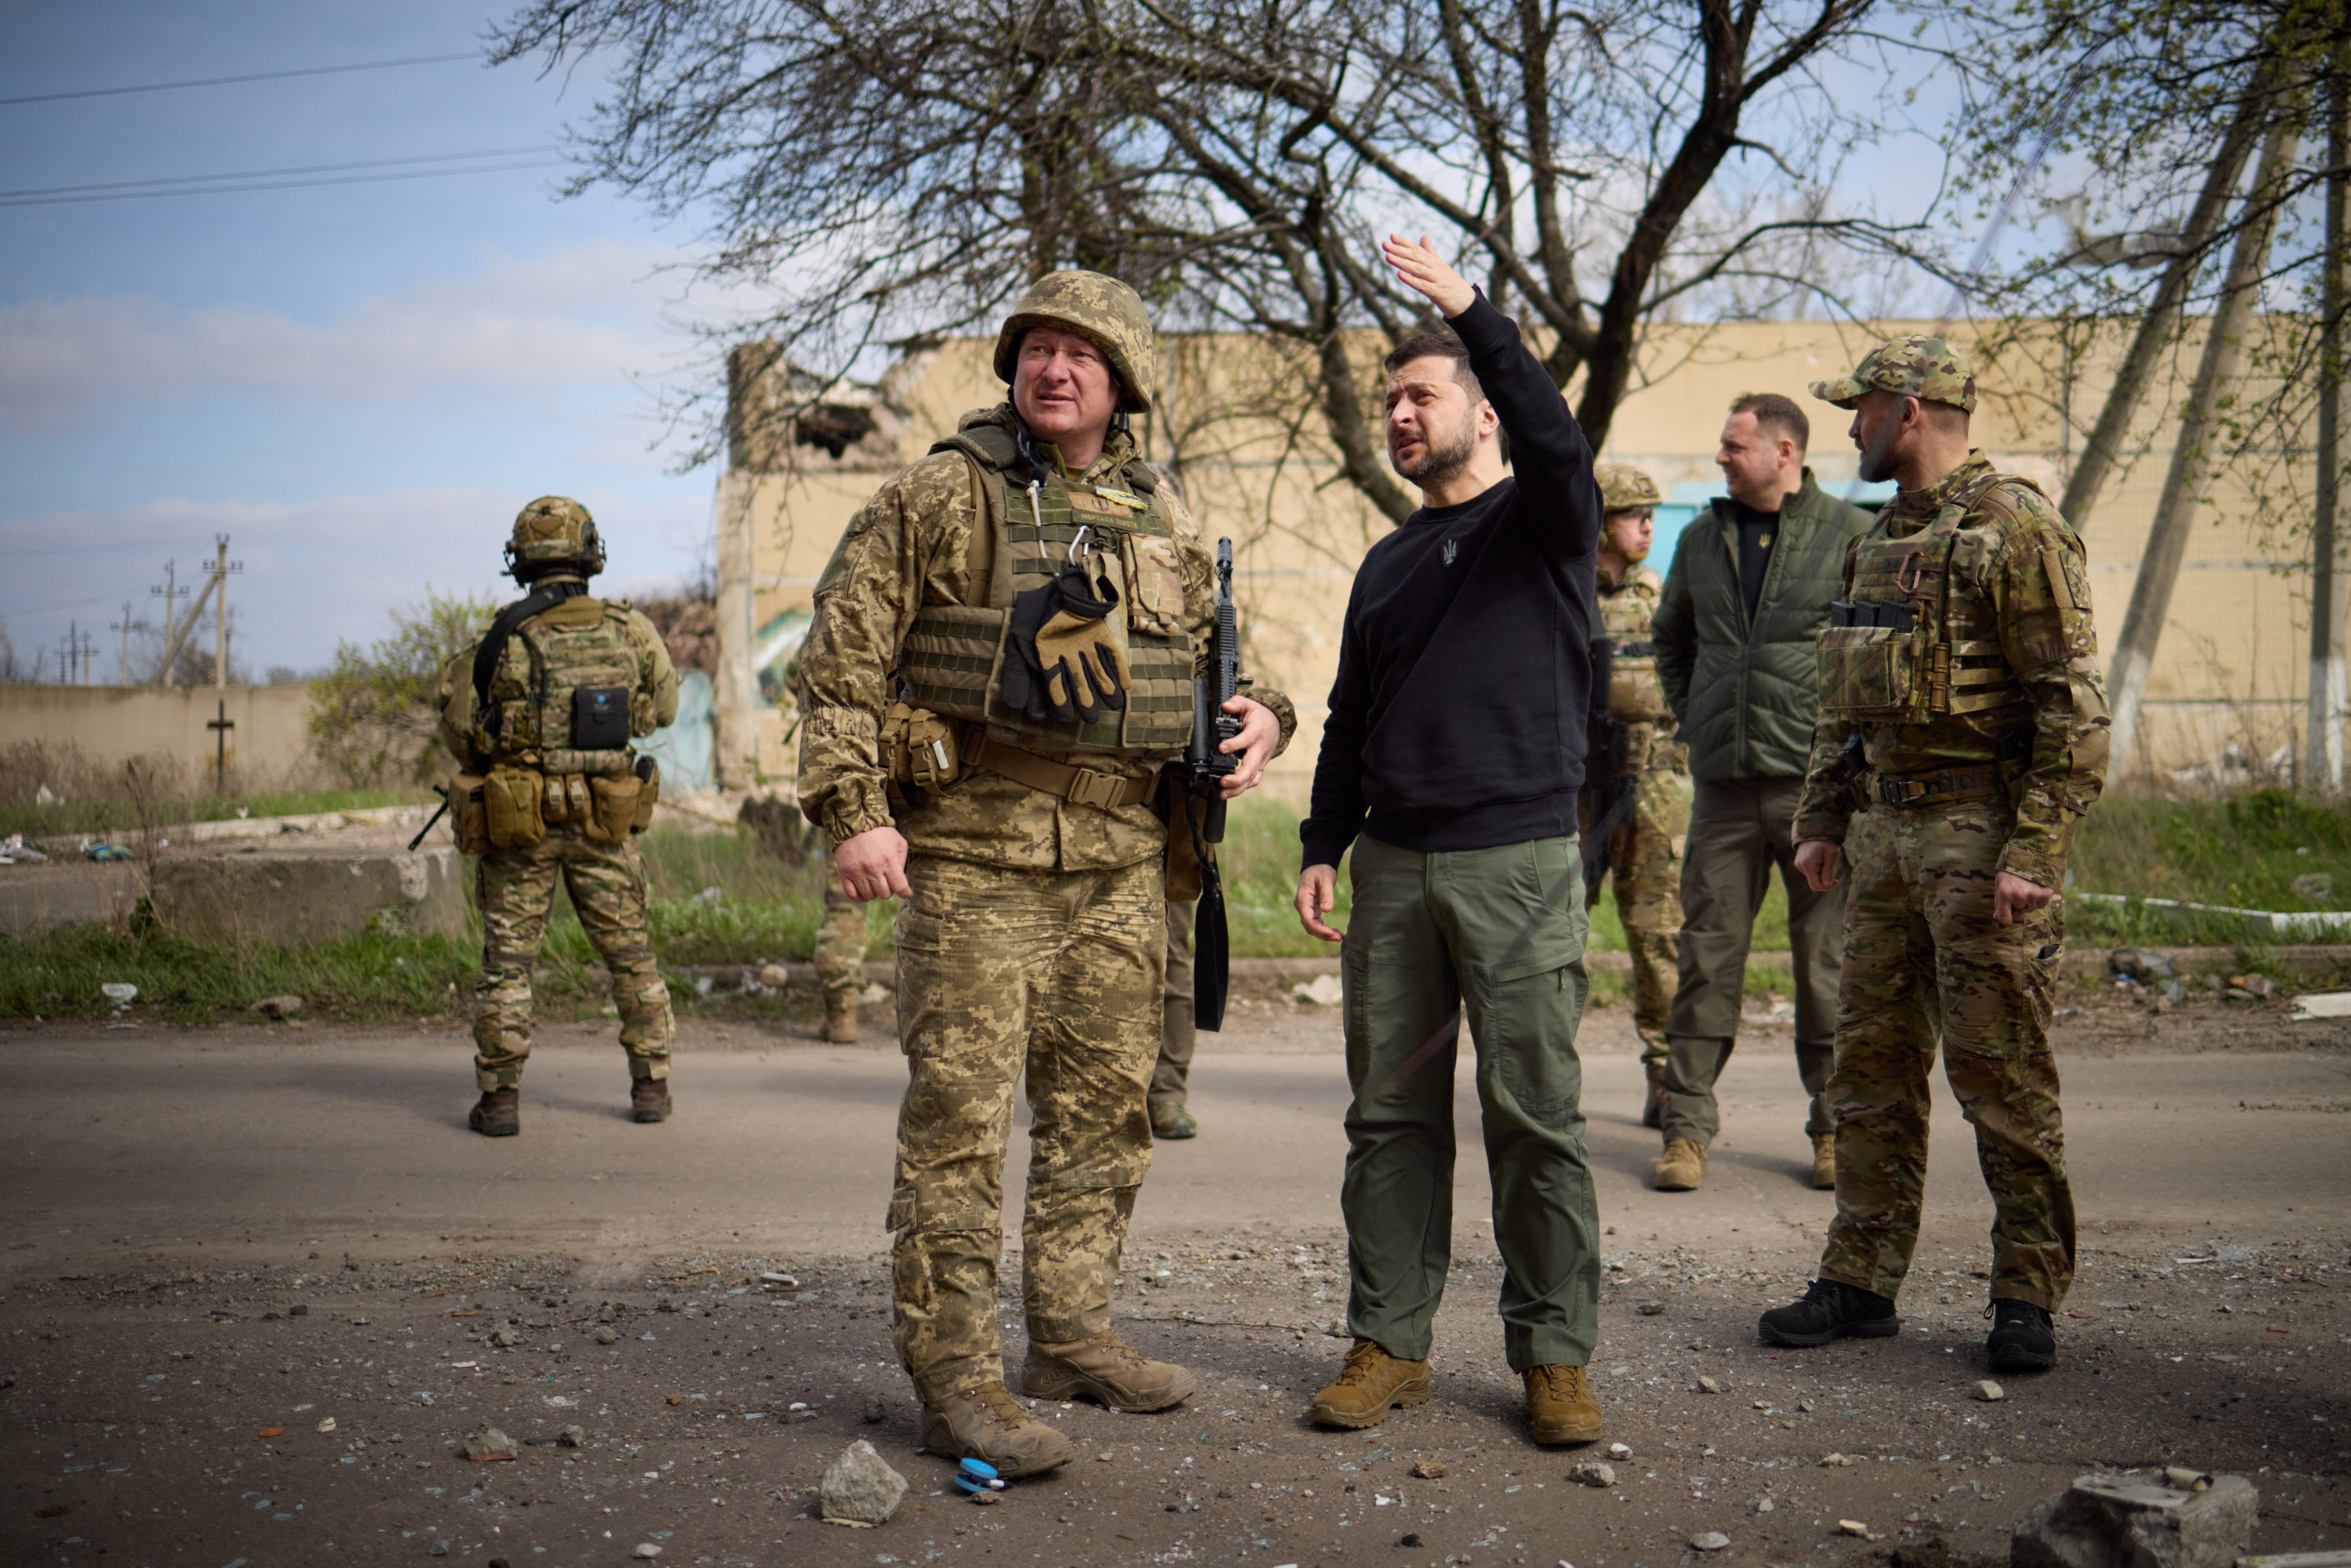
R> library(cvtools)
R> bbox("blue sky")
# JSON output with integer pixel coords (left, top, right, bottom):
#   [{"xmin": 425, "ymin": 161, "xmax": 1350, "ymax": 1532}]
[{"xmin": 0, "ymin": 0, "xmax": 726, "ymax": 680}]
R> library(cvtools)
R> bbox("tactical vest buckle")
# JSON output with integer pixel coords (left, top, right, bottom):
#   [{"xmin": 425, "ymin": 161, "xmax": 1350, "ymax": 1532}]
[{"xmin": 1063, "ymin": 767, "xmax": 1123, "ymax": 809}]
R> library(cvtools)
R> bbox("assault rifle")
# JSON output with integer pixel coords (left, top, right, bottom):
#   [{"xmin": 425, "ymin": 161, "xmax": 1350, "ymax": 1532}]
[
  {"xmin": 1581, "ymin": 636, "xmax": 1636, "ymax": 884},
  {"xmin": 1183, "ymin": 538, "xmax": 1243, "ymax": 1031}
]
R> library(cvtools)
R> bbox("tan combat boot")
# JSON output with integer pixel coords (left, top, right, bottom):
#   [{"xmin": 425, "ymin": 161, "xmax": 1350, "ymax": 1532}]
[
  {"xmin": 918, "ymin": 1382, "xmax": 1076, "ymax": 1478},
  {"xmin": 1523, "ymin": 1363, "xmax": 1604, "ymax": 1445},
  {"xmin": 1641, "ymin": 1060, "xmax": 1667, "ymax": 1129},
  {"xmin": 1309, "ymin": 1338, "xmax": 1432, "ymax": 1429},
  {"xmin": 1810, "ymin": 1132, "xmax": 1836, "ymax": 1190},
  {"xmin": 1023, "ymin": 1332, "xmax": 1196, "ymax": 1411},
  {"xmin": 469, "ymin": 1087, "xmax": 519, "ymax": 1137},
  {"xmin": 824, "ymin": 994, "xmax": 860, "ymax": 1044},
  {"xmin": 1653, "ymin": 1137, "xmax": 1707, "ymax": 1191}
]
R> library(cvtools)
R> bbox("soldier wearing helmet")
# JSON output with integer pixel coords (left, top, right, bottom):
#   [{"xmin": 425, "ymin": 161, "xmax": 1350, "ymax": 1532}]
[
  {"xmin": 1583, "ymin": 462, "xmax": 1690, "ymax": 1129},
  {"xmin": 435, "ymin": 495, "xmax": 680, "ymax": 1136},
  {"xmin": 1757, "ymin": 337, "xmax": 2107, "ymax": 1375},
  {"xmin": 795, "ymin": 270, "xmax": 1295, "ymax": 1478}
]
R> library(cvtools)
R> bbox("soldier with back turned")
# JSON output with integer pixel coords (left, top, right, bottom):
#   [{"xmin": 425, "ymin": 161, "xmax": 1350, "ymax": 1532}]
[{"xmin": 1759, "ymin": 337, "xmax": 2108, "ymax": 1375}]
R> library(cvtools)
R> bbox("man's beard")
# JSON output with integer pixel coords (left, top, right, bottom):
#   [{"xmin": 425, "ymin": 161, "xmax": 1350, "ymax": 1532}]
[
  {"xmin": 1857, "ymin": 434, "xmax": 1898, "ymax": 484},
  {"xmin": 1390, "ymin": 419, "xmax": 1477, "ymax": 487}
]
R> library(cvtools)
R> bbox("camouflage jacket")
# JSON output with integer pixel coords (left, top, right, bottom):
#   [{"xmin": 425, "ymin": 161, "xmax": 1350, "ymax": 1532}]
[
  {"xmin": 1793, "ymin": 452, "xmax": 2110, "ymax": 886},
  {"xmin": 436, "ymin": 584, "xmax": 679, "ymax": 770},
  {"xmin": 1597, "ymin": 561, "xmax": 1685, "ymax": 774},
  {"xmin": 795, "ymin": 405, "xmax": 1295, "ymax": 871}
]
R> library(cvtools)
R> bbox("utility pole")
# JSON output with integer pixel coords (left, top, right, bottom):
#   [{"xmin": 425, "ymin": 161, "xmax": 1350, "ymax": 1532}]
[
  {"xmin": 204, "ymin": 533, "xmax": 242, "ymax": 690},
  {"xmin": 110, "ymin": 601, "xmax": 137, "ymax": 684},
  {"xmin": 150, "ymin": 560, "xmax": 188, "ymax": 679},
  {"xmin": 2106, "ymin": 99, "xmax": 2307, "ymax": 773},
  {"xmin": 2307, "ymin": 43, "xmax": 2348, "ymax": 793}
]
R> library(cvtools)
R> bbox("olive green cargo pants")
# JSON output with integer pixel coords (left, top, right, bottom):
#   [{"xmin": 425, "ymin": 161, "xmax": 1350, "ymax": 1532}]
[
  {"xmin": 1151, "ymin": 896, "xmax": 1197, "ymax": 1117},
  {"xmin": 886, "ymin": 853, "xmax": 1161, "ymax": 1402},
  {"xmin": 1339, "ymin": 834, "xmax": 1600, "ymax": 1373}
]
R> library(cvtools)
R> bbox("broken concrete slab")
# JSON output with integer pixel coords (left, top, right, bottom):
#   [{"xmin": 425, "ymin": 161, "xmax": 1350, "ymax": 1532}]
[
  {"xmin": 150, "ymin": 844, "xmax": 465, "ymax": 948},
  {"xmin": 820, "ymin": 1438, "xmax": 907, "ymax": 1526},
  {"xmin": 2012, "ymin": 1472, "xmax": 2257, "ymax": 1568}
]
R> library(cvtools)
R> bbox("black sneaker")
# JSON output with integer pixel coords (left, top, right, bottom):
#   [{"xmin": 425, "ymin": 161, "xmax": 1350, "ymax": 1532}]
[
  {"xmin": 1985, "ymin": 1298, "xmax": 2056, "ymax": 1372},
  {"xmin": 1757, "ymin": 1279, "xmax": 1900, "ymax": 1346}
]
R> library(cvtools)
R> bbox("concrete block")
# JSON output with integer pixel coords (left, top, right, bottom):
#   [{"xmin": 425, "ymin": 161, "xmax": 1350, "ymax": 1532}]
[
  {"xmin": 2012, "ymin": 1472, "xmax": 2258, "ymax": 1568},
  {"xmin": 150, "ymin": 846, "xmax": 467, "ymax": 948},
  {"xmin": 0, "ymin": 862, "xmax": 143, "ymax": 938}
]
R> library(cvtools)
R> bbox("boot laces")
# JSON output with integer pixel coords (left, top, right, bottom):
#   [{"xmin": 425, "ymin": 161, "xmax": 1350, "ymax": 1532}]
[
  {"xmin": 1530, "ymin": 1363, "xmax": 1586, "ymax": 1398},
  {"xmin": 963, "ymin": 1383, "xmax": 1030, "ymax": 1432},
  {"xmin": 1331, "ymin": 1338, "xmax": 1389, "ymax": 1387}
]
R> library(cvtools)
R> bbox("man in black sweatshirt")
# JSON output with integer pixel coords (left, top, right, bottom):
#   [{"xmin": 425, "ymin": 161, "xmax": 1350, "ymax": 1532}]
[{"xmin": 1291, "ymin": 235, "xmax": 1605, "ymax": 1447}]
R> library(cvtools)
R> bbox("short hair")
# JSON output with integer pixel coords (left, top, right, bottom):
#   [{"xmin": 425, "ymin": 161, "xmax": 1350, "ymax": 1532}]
[
  {"xmin": 1730, "ymin": 391, "xmax": 1809, "ymax": 454},
  {"xmin": 1385, "ymin": 330, "xmax": 1485, "ymax": 400}
]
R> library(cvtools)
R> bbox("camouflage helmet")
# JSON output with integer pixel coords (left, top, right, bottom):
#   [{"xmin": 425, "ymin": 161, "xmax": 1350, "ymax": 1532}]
[
  {"xmin": 1809, "ymin": 335, "xmax": 1978, "ymax": 414},
  {"xmin": 1596, "ymin": 462, "xmax": 1663, "ymax": 512},
  {"xmin": 992, "ymin": 270, "xmax": 1157, "ymax": 413},
  {"xmin": 505, "ymin": 494, "xmax": 605, "ymax": 582}
]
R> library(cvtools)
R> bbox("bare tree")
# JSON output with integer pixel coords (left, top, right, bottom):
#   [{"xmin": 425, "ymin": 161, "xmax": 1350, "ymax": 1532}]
[{"xmin": 494, "ymin": 0, "xmax": 1921, "ymax": 522}]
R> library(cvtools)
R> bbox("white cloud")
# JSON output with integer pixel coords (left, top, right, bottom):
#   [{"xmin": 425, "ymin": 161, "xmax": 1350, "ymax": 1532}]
[{"xmin": 0, "ymin": 241, "xmax": 723, "ymax": 430}]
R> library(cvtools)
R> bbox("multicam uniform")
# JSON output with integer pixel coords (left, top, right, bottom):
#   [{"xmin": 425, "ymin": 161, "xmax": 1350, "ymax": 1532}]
[
  {"xmin": 1585, "ymin": 559, "xmax": 1690, "ymax": 1063},
  {"xmin": 437, "ymin": 500, "xmax": 681, "ymax": 1101},
  {"xmin": 1794, "ymin": 425, "xmax": 2108, "ymax": 1310},
  {"xmin": 797, "ymin": 383, "xmax": 1293, "ymax": 1403}
]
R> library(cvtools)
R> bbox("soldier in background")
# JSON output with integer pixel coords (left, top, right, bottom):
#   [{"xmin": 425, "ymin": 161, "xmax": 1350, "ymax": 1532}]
[
  {"xmin": 1584, "ymin": 464, "xmax": 1690, "ymax": 1128},
  {"xmin": 813, "ymin": 873, "xmax": 868, "ymax": 1043},
  {"xmin": 1760, "ymin": 338, "xmax": 2107, "ymax": 1375},
  {"xmin": 437, "ymin": 497, "xmax": 680, "ymax": 1136},
  {"xmin": 797, "ymin": 271, "xmax": 1291, "ymax": 1477},
  {"xmin": 1150, "ymin": 898, "xmax": 1201, "ymax": 1139}
]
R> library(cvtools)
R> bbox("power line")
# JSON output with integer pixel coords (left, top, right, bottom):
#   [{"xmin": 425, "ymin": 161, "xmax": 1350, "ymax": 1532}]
[
  {"xmin": 0, "ymin": 145, "xmax": 563, "ymax": 200},
  {"xmin": 0, "ymin": 159, "xmax": 570, "ymax": 208},
  {"xmin": 0, "ymin": 53, "xmax": 479, "ymax": 107}
]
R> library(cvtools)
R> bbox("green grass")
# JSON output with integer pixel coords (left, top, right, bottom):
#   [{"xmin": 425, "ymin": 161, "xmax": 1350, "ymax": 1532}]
[
  {"xmin": 1, "ymin": 922, "xmax": 484, "ymax": 1025},
  {"xmin": 0, "ymin": 786, "xmax": 419, "ymax": 842},
  {"xmin": 2069, "ymin": 788, "xmax": 2351, "ymax": 947}
]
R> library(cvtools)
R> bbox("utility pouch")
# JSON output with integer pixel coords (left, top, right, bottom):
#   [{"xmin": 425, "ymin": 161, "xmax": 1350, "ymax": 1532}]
[
  {"xmin": 1125, "ymin": 535, "xmax": 1187, "ymax": 638},
  {"xmin": 450, "ymin": 773, "xmax": 492, "ymax": 855},
  {"xmin": 586, "ymin": 773, "xmax": 641, "ymax": 844},
  {"xmin": 881, "ymin": 702, "xmax": 962, "ymax": 791},
  {"xmin": 571, "ymin": 685, "xmax": 631, "ymax": 751},
  {"xmin": 483, "ymin": 766, "xmax": 546, "ymax": 849},
  {"xmin": 631, "ymin": 756, "xmax": 661, "ymax": 831}
]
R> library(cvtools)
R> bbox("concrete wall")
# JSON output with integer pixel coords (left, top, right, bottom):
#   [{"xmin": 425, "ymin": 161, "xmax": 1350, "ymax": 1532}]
[
  {"xmin": 715, "ymin": 316, "xmax": 2334, "ymax": 788},
  {"xmin": 0, "ymin": 682, "xmax": 332, "ymax": 793}
]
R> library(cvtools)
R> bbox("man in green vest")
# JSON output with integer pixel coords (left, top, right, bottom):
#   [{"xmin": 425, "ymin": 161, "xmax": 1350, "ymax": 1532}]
[
  {"xmin": 796, "ymin": 271, "xmax": 1293, "ymax": 1478},
  {"xmin": 1650, "ymin": 393, "xmax": 1871, "ymax": 1193}
]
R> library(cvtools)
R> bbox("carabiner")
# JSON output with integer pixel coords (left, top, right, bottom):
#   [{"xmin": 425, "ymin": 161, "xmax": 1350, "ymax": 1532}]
[
  {"xmin": 1896, "ymin": 549, "xmax": 1929, "ymax": 596},
  {"xmin": 1067, "ymin": 523, "xmax": 1095, "ymax": 565}
]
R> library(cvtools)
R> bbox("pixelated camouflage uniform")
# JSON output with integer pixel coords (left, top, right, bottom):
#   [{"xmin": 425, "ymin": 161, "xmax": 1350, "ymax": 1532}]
[
  {"xmin": 437, "ymin": 588, "xmax": 680, "ymax": 1092},
  {"xmin": 796, "ymin": 401, "xmax": 1294, "ymax": 1403},
  {"xmin": 1584, "ymin": 559, "xmax": 1690, "ymax": 1060},
  {"xmin": 1795, "ymin": 361, "xmax": 2109, "ymax": 1313},
  {"xmin": 814, "ymin": 871, "xmax": 868, "ymax": 1019}
]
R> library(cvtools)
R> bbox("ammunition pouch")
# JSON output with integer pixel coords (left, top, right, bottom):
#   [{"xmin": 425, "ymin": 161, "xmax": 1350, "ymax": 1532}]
[
  {"xmin": 585, "ymin": 773, "xmax": 642, "ymax": 843},
  {"xmin": 450, "ymin": 773, "xmax": 492, "ymax": 855},
  {"xmin": 882, "ymin": 702, "xmax": 963, "ymax": 793},
  {"xmin": 482, "ymin": 765, "xmax": 546, "ymax": 849}
]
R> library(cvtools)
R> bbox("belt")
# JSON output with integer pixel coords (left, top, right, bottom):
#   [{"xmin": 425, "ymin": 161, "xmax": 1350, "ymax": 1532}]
[
  {"xmin": 1869, "ymin": 765, "xmax": 2004, "ymax": 808},
  {"xmin": 962, "ymin": 730, "xmax": 1159, "ymax": 810}
]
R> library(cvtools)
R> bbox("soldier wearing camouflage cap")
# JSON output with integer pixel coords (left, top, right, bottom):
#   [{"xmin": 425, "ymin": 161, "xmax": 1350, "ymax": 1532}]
[
  {"xmin": 1759, "ymin": 337, "xmax": 2109, "ymax": 1376},
  {"xmin": 795, "ymin": 269, "xmax": 1295, "ymax": 1478},
  {"xmin": 435, "ymin": 496, "xmax": 680, "ymax": 1135},
  {"xmin": 1583, "ymin": 463, "xmax": 1689, "ymax": 1128}
]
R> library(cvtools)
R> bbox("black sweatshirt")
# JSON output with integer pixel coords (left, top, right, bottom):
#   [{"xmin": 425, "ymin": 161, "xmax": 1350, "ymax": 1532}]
[{"xmin": 1299, "ymin": 291, "xmax": 1601, "ymax": 870}]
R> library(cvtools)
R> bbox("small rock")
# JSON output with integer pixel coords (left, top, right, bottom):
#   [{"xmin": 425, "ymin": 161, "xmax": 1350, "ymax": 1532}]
[
  {"xmin": 761, "ymin": 1273, "xmax": 799, "ymax": 1287},
  {"xmin": 2241, "ymin": 974, "xmax": 2276, "ymax": 999},
  {"xmin": 459, "ymin": 1425, "xmax": 516, "ymax": 1461},
  {"xmin": 1839, "ymin": 1519, "xmax": 1870, "ymax": 1536},
  {"xmin": 488, "ymin": 1327, "xmax": 520, "ymax": 1348},
  {"xmin": 595, "ymin": 1326, "xmax": 619, "ymax": 1345},
  {"xmin": 428, "ymin": 1541, "xmax": 451, "ymax": 1557},
  {"xmin": 556, "ymin": 1424, "xmax": 586, "ymax": 1447},
  {"xmin": 1821, "ymin": 1453, "xmax": 1856, "ymax": 1467},
  {"xmin": 316, "ymin": 1416, "xmax": 336, "ymax": 1432},
  {"xmin": 862, "ymin": 1396, "xmax": 886, "ymax": 1424},
  {"xmin": 1756, "ymin": 1497, "xmax": 1776, "ymax": 1513},
  {"xmin": 820, "ymin": 1438, "xmax": 909, "ymax": 1526},
  {"xmin": 1324, "ymin": 1320, "xmax": 1348, "ymax": 1338},
  {"xmin": 287, "ymin": 1303, "xmax": 309, "ymax": 1316},
  {"xmin": 667, "ymin": 1393, "xmax": 686, "ymax": 1406},
  {"xmin": 757, "ymin": 962, "xmax": 792, "ymax": 987},
  {"xmin": 1411, "ymin": 1460, "xmax": 1448, "ymax": 1479},
  {"xmin": 968, "ymin": 1489, "xmax": 999, "ymax": 1507},
  {"xmin": 1607, "ymin": 1442, "xmax": 1633, "ymax": 1461},
  {"xmin": 632, "ymin": 1545, "xmax": 661, "ymax": 1560},
  {"xmin": 1973, "ymin": 1380, "xmax": 2005, "ymax": 1403},
  {"xmin": 1696, "ymin": 1375, "xmax": 1722, "ymax": 1394},
  {"xmin": 248, "ymin": 994, "xmax": 306, "ymax": 1019},
  {"xmin": 1567, "ymin": 1462, "xmax": 1616, "ymax": 1488},
  {"xmin": 1691, "ymin": 1532, "xmax": 1732, "ymax": 1552},
  {"xmin": 1637, "ymin": 1301, "xmax": 1665, "ymax": 1316},
  {"xmin": 596, "ymin": 1302, "xmax": 620, "ymax": 1322},
  {"xmin": 1400, "ymin": 1534, "xmax": 1422, "ymax": 1548}
]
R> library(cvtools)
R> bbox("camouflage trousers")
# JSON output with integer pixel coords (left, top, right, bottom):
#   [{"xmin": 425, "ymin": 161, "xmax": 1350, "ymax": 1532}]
[
  {"xmin": 814, "ymin": 868, "xmax": 866, "ymax": 1012},
  {"xmin": 472, "ymin": 827, "xmax": 674, "ymax": 1091},
  {"xmin": 1818, "ymin": 801, "xmax": 2075, "ymax": 1311},
  {"xmin": 887, "ymin": 853, "xmax": 1162, "ymax": 1401},
  {"xmin": 1582, "ymin": 766, "xmax": 1689, "ymax": 1059},
  {"xmin": 1151, "ymin": 896, "xmax": 1197, "ymax": 1114}
]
